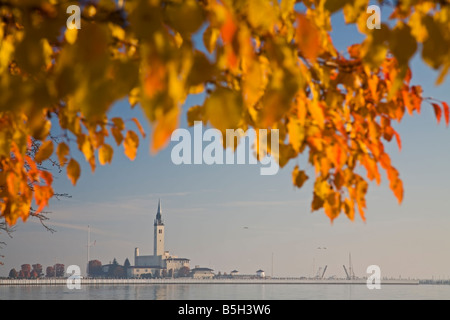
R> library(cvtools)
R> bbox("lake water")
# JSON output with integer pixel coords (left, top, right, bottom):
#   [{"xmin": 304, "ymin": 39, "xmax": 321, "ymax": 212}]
[{"xmin": 1, "ymin": 284, "xmax": 450, "ymax": 300}]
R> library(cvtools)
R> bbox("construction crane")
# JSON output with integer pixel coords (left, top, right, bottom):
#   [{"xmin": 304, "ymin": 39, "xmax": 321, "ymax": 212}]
[
  {"xmin": 315, "ymin": 267, "xmax": 323, "ymax": 279},
  {"xmin": 343, "ymin": 265, "xmax": 350, "ymax": 280},
  {"xmin": 321, "ymin": 265, "xmax": 328, "ymax": 279},
  {"xmin": 349, "ymin": 253, "xmax": 353, "ymax": 280},
  {"xmin": 348, "ymin": 253, "xmax": 355, "ymax": 279}
]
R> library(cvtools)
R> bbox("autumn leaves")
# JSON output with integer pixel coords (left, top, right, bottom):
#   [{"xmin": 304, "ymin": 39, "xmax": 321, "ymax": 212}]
[{"xmin": 1, "ymin": 0, "xmax": 450, "ymax": 227}]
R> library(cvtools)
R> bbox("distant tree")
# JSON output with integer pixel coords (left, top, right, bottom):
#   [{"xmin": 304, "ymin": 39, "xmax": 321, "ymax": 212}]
[
  {"xmin": 32, "ymin": 264, "xmax": 43, "ymax": 277},
  {"xmin": 88, "ymin": 260, "xmax": 103, "ymax": 277},
  {"xmin": 112, "ymin": 258, "xmax": 118, "ymax": 266},
  {"xmin": 20, "ymin": 264, "xmax": 31, "ymax": 279},
  {"xmin": 46, "ymin": 266, "xmax": 55, "ymax": 278},
  {"xmin": 178, "ymin": 266, "xmax": 190, "ymax": 278},
  {"xmin": 30, "ymin": 270, "xmax": 38, "ymax": 279},
  {"xmin": 161, "ymin": 269, "xmax": 167, "ymax": 278},
  {"xmin": 141, "ymin": 273, "xmax": 152, "ymax": 279},
  {"xmin": 109, "ymin": 265, "xmax": 125, "ymax": 278},
  {"xmin": 18, "ymin": 270, "xmax": 25, "ymax": 279},
  {"xmin": 55, "ymin": 264, "xmax": 65, "ymax": 278},
  {"xmin": 8, "ymin": 269, "xmax": 17, "ymax": 279},
  {"xmin": 124, "ymin": 258, "xmax": 130, "ymax": 269}
]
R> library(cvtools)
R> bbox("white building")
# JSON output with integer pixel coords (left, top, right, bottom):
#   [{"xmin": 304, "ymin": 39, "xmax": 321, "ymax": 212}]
[
  {"xmin": 191, "ymin": 267, "xmax": 215, "ymax": 279},
  {"xmin": 256, "ymin": 270, "xmax": 265, "ymax": 278},
  {"xmin": 128, "ymin": 200, "xmax": 190, "ymax": 278}
]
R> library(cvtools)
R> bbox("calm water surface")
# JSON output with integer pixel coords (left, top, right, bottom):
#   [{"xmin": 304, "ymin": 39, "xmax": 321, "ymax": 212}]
[{"xmin": 1, "ymin": 284, "xmax": 450, "ymax": 300}]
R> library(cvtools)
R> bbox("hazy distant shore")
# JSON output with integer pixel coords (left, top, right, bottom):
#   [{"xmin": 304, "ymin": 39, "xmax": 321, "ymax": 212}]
[{"xmin": 0, "ymin": 278, "xmax": 419, "ymax": 286}]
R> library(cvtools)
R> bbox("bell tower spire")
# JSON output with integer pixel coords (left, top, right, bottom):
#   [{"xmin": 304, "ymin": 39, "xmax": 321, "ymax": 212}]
[
  {"xmin": 155, "ymin": 198, "xmax": 163, "ymax": 225},
  {"xmin": 154, "ymin": 199, "xmax": 164, "ymax": 256}
]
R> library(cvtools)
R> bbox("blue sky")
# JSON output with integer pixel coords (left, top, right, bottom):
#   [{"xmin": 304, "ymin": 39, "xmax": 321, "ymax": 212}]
[{"xmin": 2, "ymin": 4, "xmax": 450, "ymax": 280}]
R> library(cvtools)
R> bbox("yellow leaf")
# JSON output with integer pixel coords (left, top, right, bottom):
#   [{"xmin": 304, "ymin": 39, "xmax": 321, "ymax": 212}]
[
  {"xmin": 56, "ymin": 142, "xmax": 69, "ymax": 166},
  {"xmin": 243, "ymin": 60, "xmax": 266, "ymax": 109},
  {"xmin": 287, "ymin": 118, "xmax": 305, "ymax": 153},
  {"xmin": 0, "ymin": 35, "xmax": 14, "ymax": 73},
  {"xmin": 187, "ymin": 51, "xmax": 215, "ymax": 87},
  {"xmin": 35, "ymin": 140, "xmax": 54, "ymax": 163},
  {"xmin": 361, "ymin": 26, "xmax": 390, "ymax": 69},
  {"xmin": 308, "ymin": 101, "xmax": 325, "ymax": 129},
  {"xmin": 109, "ymin": 23, "xmax": 125, "ymax": 41},
  {"xmin": 165, "ymin": 0, "xmax": 205, "ymax": 35},
  {"xmin": 247, "ymin": 0, "xmax": 277, "ymax": 31},
  {"xmin": 187, "ymin": 105, "xmax": 205, "ymax": 127},
  {"xmin": 389, "ymin": 23, "xmax": 417, "ymax": 65},
  {"xmin": 65, "ymin": 28, "xmax": 78, "ymax": 45},
  {"xmin": 204, "ymin": 87, "xmax": 243, "ymax": 134},
  {"xmin": 124, "ymin": 131, "xmax": 139, "ymax": 160},
  {"xmin": 67, "ymin": 158, "xmax": 81, "ymax": 186},
  {"xmin": 408, "ymin": 11, "xmax": 428, "ymax": 43},
  {"xmin": 128, "ymin": 87, "xmax": 141, "ymax": 108},
  {"xmin": 99, "ymin": 144, "xmax": 114, "ymax": 165},
  {"xmin": 280, "ymin": 0, "xmax": 295, "ymax": 20},
  {"xmin": 203, "ymin": 27, "xmax": 220, "ymax": 54},
  {"xmin": 422, "ymin": 16, "xmax": 447, "ymax": 69},
  {"xmin": 80, "ymin": 136, "xmax": 93, "ymax": 162}
]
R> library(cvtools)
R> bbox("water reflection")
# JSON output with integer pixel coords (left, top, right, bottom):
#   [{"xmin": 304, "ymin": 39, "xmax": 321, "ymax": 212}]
[{"xmin": 1, "ymin": 284, "xmax": 450, "ymax": 300}]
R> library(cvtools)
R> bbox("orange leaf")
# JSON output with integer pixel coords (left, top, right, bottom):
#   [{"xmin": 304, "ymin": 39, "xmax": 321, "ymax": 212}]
[
  {"xmin": 111, "ymin": 117, "xmax": 125, "ymax": 131},
  {"xmin": 35, "ymin": 140, "xmax": 54, "ymax": 163},
  {"xmin": 394, "ymin": 179, "xmax": 404, "ymax": 204},
  {"xmin": 34, "ymin": 185, "xmax": 54, "ymax": 215},
  {"xmin": 151, "ymin": 108, "xmax": 179, "ymax": 154},
  {"xmin": 67, "ymin": 158, "xmax": 81, "ymax": 186},
  {"xmin": 432, "ymin": 103, "xmax": 442, "ymax": 124},
  {"xmin": 343, "ymin": 198, "xmax": 355, "ymax": 221},
  {"xmin": 387, "ymin": 167, "xmax": 403, "ymax": 204},
  {"xmin": 402, "ymin": 89, "xmax": 414, "ymax": 115},
  {"xmin": 308, "ymin": 101, "xmax": 325, "ymax": 129},
  {"xmin": 124, "ymin": 131, "xmax": 139, "ymax": 160},
  {"xmin": 220, "ymin": 10, "xmax": 237, "ymax": 45},
  {"xmin": 442, "ymin": 102, "xmax": 449, "ymax": 126},
  {"xmin": 296, "ymin": 13, "xmax": 321, "ymax": 61},
  {"xmin": 39, "ymin": 170, "xmax": 53, "ymax": 186},
  {"xmin": 144, "ymin": 61, "xmax": 166, "ymax": 98},
  {"xmin": 131, "ymin": 118, "xmax": 146, "ymax": 138},
  {"xmin": 6, "ymin": 172, "xmax": 18, "ymax": 195},
  {"xmin": 379, "ymin": 152, "xmax": 391, "ymax": 170},
  {"xmin": 393, "ymin": 129, "xmax": 402, "ymax": 151},
  {"xmin": 25, "ymin": 155, "xmax": 38, "ymax": 178}
]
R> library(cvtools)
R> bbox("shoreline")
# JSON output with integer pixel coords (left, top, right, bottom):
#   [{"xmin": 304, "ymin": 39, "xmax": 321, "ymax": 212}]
[{"xmin": 0, "ymin": 278, "xmax": 419, "ymax": 286}]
